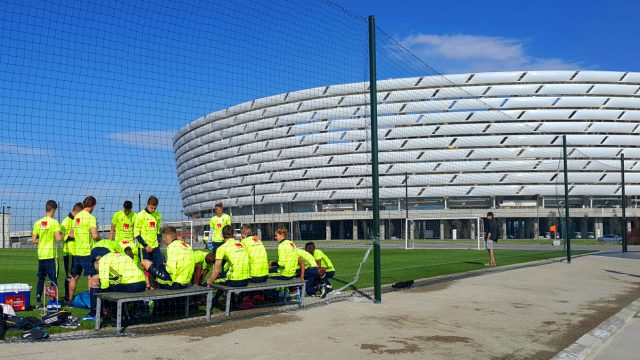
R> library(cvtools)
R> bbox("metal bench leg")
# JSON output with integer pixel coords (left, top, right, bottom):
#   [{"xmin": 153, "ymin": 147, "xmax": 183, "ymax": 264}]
[
  {"xmin": 206, "ymin": 291, "xmax": 212, "ymax": 321},
  {"xmin": 225, "ymin": 290, "xmax": 232, "ymax": 316},
  {"xmin": 185, "ymin": 295, "xmax": 190, "ymax": 317},
  {"xmin": 300, "ymin": 283, "xmax": 305, "ymax": 308},
  {"xmin": 95, "ymin": 298, "xmax": 101, "ymax": 330},
  {"xmin": 116, "ymin": 300, "xmax": 123, "ymax": 333}
]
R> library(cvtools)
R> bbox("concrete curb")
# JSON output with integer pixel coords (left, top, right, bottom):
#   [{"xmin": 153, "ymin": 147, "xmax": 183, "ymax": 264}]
[{"xmin": 552, "ymin": 298, "xmax": 640, "ymax": 360}]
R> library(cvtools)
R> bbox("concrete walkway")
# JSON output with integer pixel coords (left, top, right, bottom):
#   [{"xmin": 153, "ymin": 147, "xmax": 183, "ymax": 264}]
[
  {"xmin": 2, "ymin": 254, "xmax": 640, "ymax": 359},
  {"xmin": 589, "ymin": 316, "xmax": 640, "ymax": 360}
]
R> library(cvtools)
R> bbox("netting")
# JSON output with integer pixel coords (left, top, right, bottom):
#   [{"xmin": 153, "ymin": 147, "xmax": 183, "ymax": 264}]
[{"xmin": 1, "ymin": 0, "xmax": 638, "ymax": 341}]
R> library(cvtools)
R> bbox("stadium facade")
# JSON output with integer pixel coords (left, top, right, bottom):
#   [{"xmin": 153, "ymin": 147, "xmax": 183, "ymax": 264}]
[{"xmin": 174, "ymin": 70, "xmax": 640, "ymax": 241}]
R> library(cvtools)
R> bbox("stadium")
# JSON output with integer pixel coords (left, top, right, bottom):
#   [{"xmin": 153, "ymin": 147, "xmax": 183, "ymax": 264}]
[{"xmin": 175, "ymin": 70, "xmax": 640, "ymax": 243}]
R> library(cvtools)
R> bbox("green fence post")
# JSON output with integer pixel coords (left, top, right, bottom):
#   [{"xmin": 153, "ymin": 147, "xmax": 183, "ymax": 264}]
[
  {"xmin": 621, "ymin": 153, "xmax": 627, "ymax": 253},
  {"xmin": 562, "ymin": 135, "xmax": 571, "ymax": 263},
  {"xmin": 368, "ymin": 15, "xmax": 381, "ymax": 303}
]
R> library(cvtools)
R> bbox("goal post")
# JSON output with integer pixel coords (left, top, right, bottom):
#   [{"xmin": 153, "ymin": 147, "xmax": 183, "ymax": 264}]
[
  {"xmin": 405, "ymin": 217, "xmax": 484, "ymax": 250},
  {"xmin": 163, "ymin": 220, "xmax": 194, "ymax": 247}
]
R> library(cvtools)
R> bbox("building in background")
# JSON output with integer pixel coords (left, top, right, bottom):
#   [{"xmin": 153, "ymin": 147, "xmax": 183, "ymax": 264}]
[{"xmin": 174, "ymin": 70, "xmax": 640, "ymax": 241}]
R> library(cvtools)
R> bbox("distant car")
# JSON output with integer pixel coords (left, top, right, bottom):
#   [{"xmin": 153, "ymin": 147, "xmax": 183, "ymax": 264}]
[
  {"xmin": 575, "ymin": 232, "xmax": 582, "ymax": 239},
  {"xmin": 586, "ymin": 232, "xmax": 595, "ymax": 239},
  {"xmin": 598, "ymin": 234, "xmax": 622, "ymax": 243}
]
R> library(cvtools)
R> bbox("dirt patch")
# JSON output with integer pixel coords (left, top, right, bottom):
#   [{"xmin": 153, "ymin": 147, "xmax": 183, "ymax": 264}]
[
  {"xmin": 414, "ymin": 335, "xmax": 473, "ymax": 344},
  {"xmin": 512, "ymin": 302, "xmax": 533, "ymax": 309},
  {"xmin": 406, "ymin": 281, "xmax": 453, "ymax": 293},
  {"xmin": 169, "ymin": 314, "xmax": 299, "ymax": 340},
  {"xmin": 360, "ymin": 340, "xmax": 420, "ymax": 354}
]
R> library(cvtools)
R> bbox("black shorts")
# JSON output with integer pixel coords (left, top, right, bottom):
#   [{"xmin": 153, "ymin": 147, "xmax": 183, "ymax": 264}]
[{"xmin": 72, "ymin": 255, "xmax": 95, "ymax": 277}]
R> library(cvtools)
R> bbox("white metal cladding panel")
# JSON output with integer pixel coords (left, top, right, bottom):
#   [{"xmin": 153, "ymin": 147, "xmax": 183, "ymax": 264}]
[
  {"xmin": 592, "ymin": 123, "xmax": 638, "ymax": 133},
  {"xmin": 377, "ymin": 77, "xmax": 423, "ymax": 91},
  {"xmin": 385, "ymin": 162, "xmax": 439, "ymax": 174},
  {"xmin": 600, "ymin": 173, "xmax": 622, "ymax": 183},
  {"xmin": 255, "ymin": 127, "xmax": 289, "ymax": 141},
  {"xmin": 503, "ymin": 134, "xmax": 555, "ymax": 146},
  {"xmin": 573, "ymin": 110, "xmax": 623, "ymax": 121},
  {"xmin": 538, "ymin": 122, "xmax": 589, "ymax": 133},
  {"xmin": 435, "ymin": 123, "xmax": 487, "ymax": 135},
  {"xmin": 317, "ymin": 178, "xmax": 362, "ymax": 189},
  {"xmin": 280, "ymin": 180, "xmax": 320, "ymax": 192},
  {"xmin": 451, "ymin": 97, "xmax": 506, "ymax": 111},
  {"xmin": 387, "ymin": 126, "xmax": 437, "ymax": 139},
  {"xmin": 590, "ymin": 84, "xmax": 640, "ymax": 96},
  {"xmin": 568, "ymin": 173, "xmax": 613, "ymax": 183},
  {"xmin": 504, "ymin": 172, "xmax": 555, "ymax": 183},
  {"xmin": 324, "ymin": 82, "xmax": 368, "ymax": 97},
  {"xmin": 378, "ymin": 114, "xmax": 421, "ymax": 127},
  {"xmin": 264, "ymin": 137, "xmax": 299, "ymax": 150},
  {"xmin": 294, "ymin": 190, "xmax": 334, "ymax": 201},
  {"xmin": 431, "ymin": 86, "xmax": 485, "ymax": 99},
  {"xmin": 227, "ymin": 186, "xmax": 253, "ymax": 197},
  {"xmin": 297, "ymin": 97, "xmax": 343, "ymax": 112},
  {"xmin": 520, "ymin": 71, "xmax": 576, "ymax": 83},
  {"xmin": 419, "ymin": 111, "xmax": 474, "ymax": 125},
  {"xmin": 287, "ymin": 122, "xmax": 326, "ymax": 136},
  {"xmin": 447, "ymin": 136, "xmax": 504, "ymax": 148},
  {"xmin": 573, "ymin": 71, "xmax": 626, "ymax": 82},
  {"xmin": 624, "ymin": 173, "xmax": 640, "ymax": 182},
  {"xmin": 297, "ymin": 132, "xmax": 344, "ymax": 145},
  {"xmin": 402, "ymin": 99, "xmax": 453, "ymax": 113},
  {"xmin": 267, "ymin": 169, "xmax": 306, "ymax": 182},
  {"xmin": 520, "ymin": 147, "xmax": 562, "ymax": 158},
  {"xmin": 469, "ymin": 148, "xmax": 522, "ymax": 159},
  {"xmin": 343, "ymin": 165, "xmax": 372, "ymax": 176},
  {"xmin": 486, "ymin": 122, "xmax": 539, "ymax": 134},
  {"xmin": 437, "ymin": 161, "xmax": 490, "ymax": 172},
  {"xmin": 407, "ymin": 137, "xmax": 457, "ymax": 149},
  {"xmin": 502, "ymin": 97, "xmax": 558, "ymax": 109},
  {"xmin": 315, "ymin": 142, "xmax": 361, "ymax": 156},
  {"xmin": 622, "ymin": 72, "xmax": 640, "ymax": 83},
  {"xmin": 565, "ymin": 135, "xmax": 606, "ymax": 145},
  {"xmin": 619, "ymin": 148, "xmax": 640, "ymax": 158},
  {"xmin": 555, "ymin": 97, "xmax": 608, "ymax": 108},
  {"xmin": 223, "ymin": 155, "xmax": 250, "ymax": 168},
  {"xmin": 621, "ymin": 110, "xmax": 640, "ymax": 121},
  {"xmin": 254, "ymin": 159, "xmax": 289, "ymax": 172},
  {"xmin": 278, "ymin": 145, "xmax": 317, "ymax": 159},
  {"xmin": 332, "ymin": 189, "xmax": 370, "ymax": 200},
  {"xmin": 341, "ymin": 129, "xmax": 369, "ymax": 142},
  {"xmin": 517, "ymin": 185, "xmax": 560, "ymax": 195},
  {"xmin": 486, "ymin": 160, "xmax": 537, "ymax": 171},
  {"xmin": 423, "ymin": 73, "xmax": 471, "ymax": 87},
  {"xmin": 249, "ymin": 149, "xmax": 281, "ymax": 163},
  {"xmin": 468, "ymin": 71, "xmax": 524, "ymax": 84},
  {"xmin": 303, "ymin": 167, "xmax": 348, "ymax": 179},
  {"xmin": 451, "ymin": 173, "xmax": 505, "ymax": 184},
  {"xmin": 571, "ymin": 185, "xmax": 618, "ymax": 196},
  {"xmin": 420, "ymin": 149, "xmax": 470, "ymax": 161},
  {"xmin": 385, "ymin": 88, "xmax": 437, "ymax": 102},
  {"xmin": 520, "ymin": 109, "xmax": 574, "ymax": 120},
  {"xmin": 570, "ymin": 147, "xmax": 620, "ymax": 158},
  {"xmin": 380, "ymin": 139, "xmax": 408, "ymax": 151},
  {"xmin": 337, "ymin": 94, "xmax": 370, "ymax": 107},
  {"xmin": 244, "ymin": 118, "xmax": 279, "ymax": 133},
  {"xmin": 285, "ymin": 86, "xmax": 328, "ymax": 102},
  {"xmin": 485, "ymin": 84, "xmax": 540, "ymax": 96},
  {"xmin": 376, "ymin": 102, "xmax": 406, "ymax": 115},
  {"xmin": 252, "ymin": 93, "xmax": 288, "ymax": 108},
  {"xmin": 326, "ymin": 118, "xmax": 366, "ymax": 131},
  {"xmin": 537, "ymin": 84, "xmax": 592, "ymax": 95},
  {"xmin": 424, "ymin": 186, "xmax": 482, "ymax": 197},
  {"xmin": 261, "ymin": 193, "xmax": 295, "ymax": 204},
  {"xmin": 605, "ymin": 97, "xmax": 640, "ymax": 109},
  {"xmin": 379, "ymin": 151, "xmax": 423, "ymax": 163}
]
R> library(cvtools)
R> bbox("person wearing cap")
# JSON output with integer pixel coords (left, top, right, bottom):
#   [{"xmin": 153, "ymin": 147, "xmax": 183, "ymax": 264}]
[
  {"xmin": 109, "ymin": 200, "xmax": 135, "ymax": 243},
  {"xmin": 484, "ymin": 212, "xmax": 499, "ymax": 267},
  {"xmin": 208, "ymin": 202, "xmax": 231, "ymax": 251}
]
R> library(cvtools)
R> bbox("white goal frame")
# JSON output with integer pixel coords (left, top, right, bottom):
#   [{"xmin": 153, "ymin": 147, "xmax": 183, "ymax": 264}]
[
  {"xmin": 164, "ymin": 220, "xmax": 194, "ymax": 247},
  {"xmin": 405, "ymin": 217, "xmax": 483, "ymax": 250}
]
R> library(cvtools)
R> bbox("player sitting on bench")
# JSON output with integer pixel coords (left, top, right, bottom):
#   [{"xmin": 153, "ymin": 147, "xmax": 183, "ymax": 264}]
[
  {"xmin": 141, "ymin": 226, "xmax": 195, "ymax": 290},
  {"xmin": 193, "ymin": 250, "xmax": 215, "ymax": 286}
]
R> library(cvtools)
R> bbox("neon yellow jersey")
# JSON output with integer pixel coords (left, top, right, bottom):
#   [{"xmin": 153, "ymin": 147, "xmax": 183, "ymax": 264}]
[
  {"xmin": 116, "ymin": 239, "xmax": 138, "ymax": 261},
  {"xmin": 193, "ymin": 250, "xmax": 209, "ymax": 271},
  {"xmin": 33, "ymin": 216, "xmax": 60, "ymax": 260},
  {"xmin": 157, "ymin": 240, "xmax": 195, "ymax": 286},
  {"xmin": 313, "ymin": 249, "xmax": 335, "ymax": 272},
  {"xmin": 98, "ymin": 252, "xmax": 145, "ymax": 289},
  {"xmin": 111, "ymin": 210, "xmax": 135, "ymax": 242},
  {"xmin": 92, "ymin": 239, "xmax": 116, "ymax": 251},
  {"xmin": 215, "ymin": 239, "xmax": 250, "ymax": 281},
  {"xmin": 73, "ymin": 210, "xmax": 97, "ymax": 256},
  {"xmin": 134, "ymin": 209, "xmax": 161, "ymax": 249},
  {"xmin": 60, "ymin": 214, "xmax": 75, "ymax": 255},
  {"xmin": 275, "ymin": 240, "xmax": 298, "ymax": 278},
  {"xmin": 209, "ymin": 213, "xmax": 231, "ymax": 243},
  {"xmin": 241, "ymin": 236, "xmax": 268, "ymax": 277},
  {"xmin": 296, "ymin": 248, "xmax": 317, "ymax": 269}
]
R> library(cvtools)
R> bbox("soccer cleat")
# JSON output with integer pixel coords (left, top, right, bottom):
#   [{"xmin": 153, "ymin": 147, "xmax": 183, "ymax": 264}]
[{"xmin": 319, "ymin": 285, "xmax": 327, "ymax": 299}]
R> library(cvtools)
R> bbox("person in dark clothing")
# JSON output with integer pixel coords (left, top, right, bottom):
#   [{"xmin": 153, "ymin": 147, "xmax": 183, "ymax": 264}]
[{"xmin": 484, "ymin": 212, "xmax": 499, "ymax": 267}]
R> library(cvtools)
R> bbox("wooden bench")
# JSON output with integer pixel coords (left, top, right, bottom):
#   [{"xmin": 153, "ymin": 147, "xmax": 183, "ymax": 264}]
[
  {"xmin": 95, "ymin": 286, "xmax": 213, "ymax": 333},
  {"xmin": 210, "ymin": 278, "xmax": 306, "ymax": 316}
]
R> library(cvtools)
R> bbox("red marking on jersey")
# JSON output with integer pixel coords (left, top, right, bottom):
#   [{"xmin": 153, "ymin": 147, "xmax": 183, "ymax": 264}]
[
  {"xmin": 253, "ymin": 237, "xmax": 260, "ymax": 244},
  {"xmin": 149, "ymin": 221, "xmax": 156, "ymax": 230},
  {"xmin": 75, "ymin": 218, "xmax": 81, "ymax": 226},
  {"xmin": 216, "ymin": 223, "xmax": 222, "ymax": 228},
  {"xmin": 181, "ymin": 242, "xmax": 188, "ymax": 247},
  {"xmin": 40, "ymin": 221, "xmax": 48, "ymax": 229},
  {"xmin": 122, "ymin": 241, "xmax": 130, "ymax": 245},
  {"xmin": 123, "ymin": 224, "xmax": 130, "ymax": 231},
  {"xmin": 234, "ymin": 243, "xmax": 244, "ymax": 249},
  {"xmin": 289, "ymin": 243, "xmax": 295, "ymax": 248}
]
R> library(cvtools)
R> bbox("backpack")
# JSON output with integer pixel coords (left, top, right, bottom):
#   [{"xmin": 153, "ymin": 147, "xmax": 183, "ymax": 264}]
[
  {"xmin": 42, "ymin": 310, "xmax": 70, "ymax": 327},
  {"xmin": 72, "ymin": 291, "xmax": 91, "ymax": 309}
]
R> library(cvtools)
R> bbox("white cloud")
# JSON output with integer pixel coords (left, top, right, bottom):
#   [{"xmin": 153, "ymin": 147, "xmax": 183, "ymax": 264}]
[
  {"xmin": 108, "ymin": 130, "xmax": 175, "ymax": 150},
  {"xmin": 399, "ymin": 33, "xmax": 583, "ymax": 73},
  {"xmin": 0, "ymin": 143, "xmax": 50, "ymax": 157}
]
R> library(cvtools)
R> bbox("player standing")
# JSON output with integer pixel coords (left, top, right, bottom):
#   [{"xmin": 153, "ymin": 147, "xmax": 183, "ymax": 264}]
[
  {"xmin": 32, "ymin": 200, "xmax": 63, "ymax": 308},
  {"xmin": 59, "ymin": 202, "xmax": 83, "ymax": 303},
  {"xmin": 134, "ymin": 195, "xmax": 163, "ymax": 288},
  {"xmin": 68, "ymin": 196, "xmax": 100, "ymax": 309},
  {"xmin": 484, "ymin": 212, "xmax": 498, "ymax": 267},
  {"xmin": 208, "ymin": 202, "xmax": 231, "ymax": 251}
]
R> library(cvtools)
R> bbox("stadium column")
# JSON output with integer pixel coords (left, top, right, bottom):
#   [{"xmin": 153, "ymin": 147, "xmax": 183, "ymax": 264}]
[
  {"xmin": 353, "ymin": 221, "xmax": 358, "ymax": 240},
  {"xmin": 440, "ymin": 222, "xmax": 445, "ymax": 240},
  {"xmin": 325, "ymin": 221, "xmax": 331, "ymax": 241},
  {"xmin": 470, "ymin": 220, "xmax": 476, "ymax": 241},
  {"xmin": 368, "ymin": 15, "xmax": 382, "ymax": 303}
]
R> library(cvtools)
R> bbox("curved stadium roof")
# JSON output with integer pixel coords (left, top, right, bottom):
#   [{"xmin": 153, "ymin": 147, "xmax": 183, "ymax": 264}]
[{"xmin": 174, "ymin": 70, "xmax": 640, "ymax": 215}]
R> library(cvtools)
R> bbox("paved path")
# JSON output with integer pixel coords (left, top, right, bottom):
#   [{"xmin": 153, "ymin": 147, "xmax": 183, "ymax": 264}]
[
  {"xmin": 3, "ymin": 254, "xmax": 640, "ymax": 360},
  {"xmin": 588, "ymin": 316, "xmax": 640, "ymax": 360}
]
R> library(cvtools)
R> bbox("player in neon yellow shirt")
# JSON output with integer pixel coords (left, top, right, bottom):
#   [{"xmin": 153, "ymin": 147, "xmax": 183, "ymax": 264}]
[
  {"xmin": 69, "ymin": 196, "xmax": 101, "ymax": 314},
  {"xmin": 269, "ymin": 227, "xmax": 304, "ymax": 280},
  {"xmin": 95, "ymin": 252, "xmax": 146, "ymax": 291},
  {"xmin": 142, "ymin": 226, "xmax": 195, "ymax": 290},
  {"xmin": 208, "ymin": 202, "xmax": 231, "ymax": 251},
  {"xmin": 109, "ymin": 200, "xmax": 135, "ymax": 243},
  {"xmin": 240, "ymin": 225, "xmax": 268, "ymax": 283},
  {"xmin": 32, "ymin": 200, "xmax": 63, "ymax": 307},
  {"xmin": 134, "ymin": 195, "xmax": 163, "ymax": 289},
  {"xmin": 206, "ymin": 226, "xmax": 250, "ymax": 287},
  {"xmin": 192, "ymin": 250, "xmax": 215, "ymax": 285},
  {"xmin": 305, "ymin": 242, "xmax": 335, "ymax": 297},
  {"xmin": 295, "ymin": 248, "xmax": 319, "ymax": 296},
  {"xmin": 60, "ymin": 202, "xmax": 83, "ymax": 303}
]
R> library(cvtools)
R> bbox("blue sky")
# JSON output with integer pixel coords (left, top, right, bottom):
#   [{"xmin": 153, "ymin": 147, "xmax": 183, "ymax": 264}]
[{"xmin": 0, "ymin": 0, "xmax": 637, "ymax": 230}]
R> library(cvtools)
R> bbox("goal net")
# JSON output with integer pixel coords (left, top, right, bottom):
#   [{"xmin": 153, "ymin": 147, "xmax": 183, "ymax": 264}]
[{"xmin": 405, "ymin": 217, "xmax": 483, "ymax": 250}]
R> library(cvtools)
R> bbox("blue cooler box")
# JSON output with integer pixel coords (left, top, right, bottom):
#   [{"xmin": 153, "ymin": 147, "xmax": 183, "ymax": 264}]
[{"xmin": 0, "ymin": 283, "xmax": 31, "ymax": 311}]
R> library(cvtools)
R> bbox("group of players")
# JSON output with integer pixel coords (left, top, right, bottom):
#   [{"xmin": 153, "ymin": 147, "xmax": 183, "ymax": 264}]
[{"xmin": 31, "ymin": 196, "xmax": 336, "ymax": 321}]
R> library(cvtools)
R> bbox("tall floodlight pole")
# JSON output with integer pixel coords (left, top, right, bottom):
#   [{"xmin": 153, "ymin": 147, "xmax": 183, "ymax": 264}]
[
  {"xmin": 562, "ymin": 135, "xmax": 571, "ymax": 263},
  {"xmin": 368, "ymin": 15, "xmax": 381, "ymax": 303},
  {"xmin": 405, "ymin": 173, "xmax": 409, "ymax": 242},
  {"xmin": 253, "ymin": 185, "xmax": 256, "ymax": 224},
  {"xmin": 621, "ymin": 153, "xmax": 627, "ymax": 253},
  {"xmin": 1, "ymin": 204, "xmax": 5, "ymax": 249}
]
